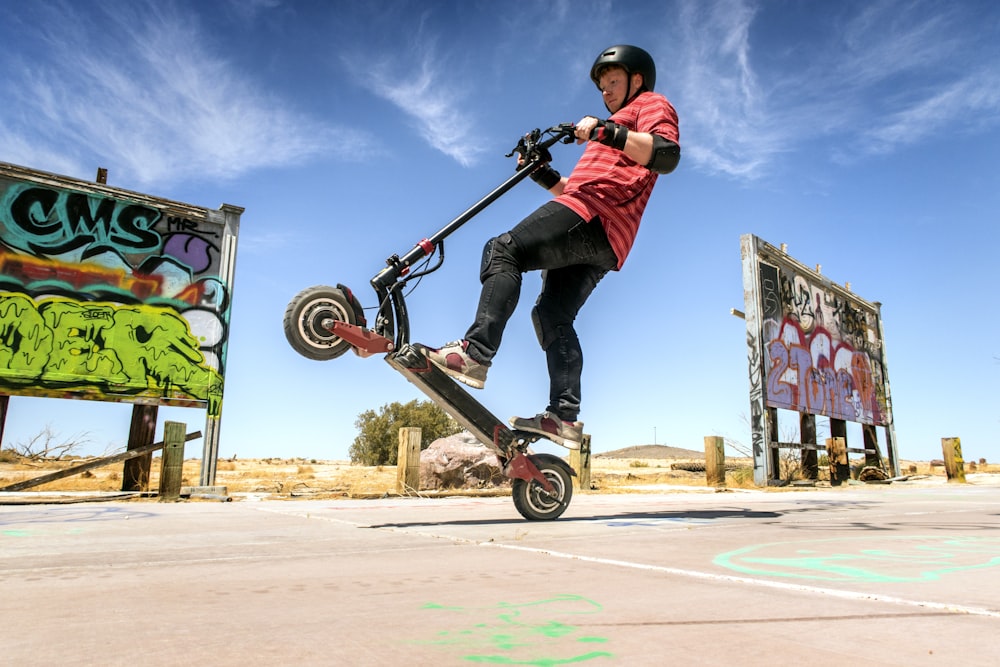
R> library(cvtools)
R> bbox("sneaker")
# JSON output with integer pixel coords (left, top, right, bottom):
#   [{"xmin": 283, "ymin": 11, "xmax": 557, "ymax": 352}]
[
  {"xmin": 419, "ymin": 340, "xmax": 488, "ymax": 389},
  {"xmin": 509, "ymin": 411, "xmax": 583, "ymax": 449}
]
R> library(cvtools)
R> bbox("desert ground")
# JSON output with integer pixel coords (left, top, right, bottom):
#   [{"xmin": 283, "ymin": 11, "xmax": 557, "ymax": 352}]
[{"xmin": 1, "ymin": 443, "xmax": 995, "ymax": 501}]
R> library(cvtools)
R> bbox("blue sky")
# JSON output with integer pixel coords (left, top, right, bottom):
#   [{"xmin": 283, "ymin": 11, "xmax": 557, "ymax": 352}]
[{"xmin": 1, "ymin": 0, "xmax": 997, "ymax": 465}]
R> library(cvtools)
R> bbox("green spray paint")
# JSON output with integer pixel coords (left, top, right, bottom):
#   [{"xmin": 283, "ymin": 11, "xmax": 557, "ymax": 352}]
[
  {"xmin": 715, "ymin": 535, "xmax": 1000, "ymax": 583},
  {"xmin": 419, "ymin": 595, "xmax": 612, "ymax": 665}
]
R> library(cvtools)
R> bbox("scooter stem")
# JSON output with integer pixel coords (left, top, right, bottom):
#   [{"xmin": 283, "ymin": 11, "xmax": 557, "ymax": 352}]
[{"xmin": 371, "ymin": 158, "xmax": 542, "ymax": 290}]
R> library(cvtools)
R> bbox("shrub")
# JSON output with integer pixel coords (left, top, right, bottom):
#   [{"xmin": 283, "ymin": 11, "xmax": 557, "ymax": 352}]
[{"xmin": 349, "ymin": 399, "xmax": 462, "ymax": 465}]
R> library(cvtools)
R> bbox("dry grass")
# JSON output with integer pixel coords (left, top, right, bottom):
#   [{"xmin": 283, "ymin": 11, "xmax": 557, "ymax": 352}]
[{"xmin": 1, "ymin": 454, "xmax": 996, "ymax": 499}]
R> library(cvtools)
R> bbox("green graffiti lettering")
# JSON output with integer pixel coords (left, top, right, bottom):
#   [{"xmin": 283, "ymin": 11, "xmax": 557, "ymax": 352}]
[
  {"xmin": 0, "ymin": 293, "xmax": 53, "ymax": 379},
  {"xmin": 0, "ymin": 293, "xmax": 222, "ymax": 413}
]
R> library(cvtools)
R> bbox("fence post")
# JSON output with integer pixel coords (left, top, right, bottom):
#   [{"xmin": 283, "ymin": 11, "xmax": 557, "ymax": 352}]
[
  {"xmin": 941, "ymin": 437, "xmax": 966, "ymax": 483},
  {"xmin": 397, "ymin": 427, "xmax": 421, "ymax": 494},
  {"xmin": 158, "ymin": 421, "xmax": 186, "ymax": 501},
  {"xmin": 122, "ymin": 404, "xmax": 158, "ymax": 491},
  {"xmin": 569, "ymin": 434, "xmax": 592, "ymax": 491},
  {"xmin": 827, "ymin": 437, "xmax": 849, "ymax": 486},
  {"xmin": 704, "ymin": 436, "xmax": 726, "ymax": 488},
  {"xmin": 800, "ymin": 413, "xmax": 818, "ymax": 479}
]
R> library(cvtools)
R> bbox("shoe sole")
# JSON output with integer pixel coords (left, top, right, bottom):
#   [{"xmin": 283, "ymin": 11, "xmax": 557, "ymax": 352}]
[
  {"xmin": 417, "ymin": 344, "xmax": 486, "ymax": 390},
  {"xmin": 509, "ymin": 419, "xmax": 581, "ymax": 450},
  {"xmin": 441, "ymin": 367, "xmax": 485, "ymax": 390}
]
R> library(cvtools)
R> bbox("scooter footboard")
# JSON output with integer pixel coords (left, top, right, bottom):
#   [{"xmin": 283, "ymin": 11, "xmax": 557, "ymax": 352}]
[{"xmin": 385, "ymin": 345, "xmax": 520, "ymax": 458}]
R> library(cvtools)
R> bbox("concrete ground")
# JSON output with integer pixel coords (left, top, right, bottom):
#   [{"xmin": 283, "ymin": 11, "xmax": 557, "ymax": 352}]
[{"xmin": 2, "ymin": 478, "xmax": 999, "ymax": 666}]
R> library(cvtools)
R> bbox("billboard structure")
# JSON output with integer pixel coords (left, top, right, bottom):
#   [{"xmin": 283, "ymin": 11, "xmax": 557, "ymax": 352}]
[
  {"xmin": 0, "ymin": 162, "xmax": 242, "ymax": 485},
  {"xmin": 740, "ymin": 234, "xmax": 898, "ymax": 485}
]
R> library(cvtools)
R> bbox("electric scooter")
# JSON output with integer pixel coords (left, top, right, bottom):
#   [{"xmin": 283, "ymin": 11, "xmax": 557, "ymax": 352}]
[{"xmin": 284, "ymin": 124, "xmax": 580, "ymax": 521}]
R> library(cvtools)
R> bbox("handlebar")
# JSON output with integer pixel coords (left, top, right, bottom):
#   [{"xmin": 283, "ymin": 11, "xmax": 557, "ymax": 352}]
[{"xmin": 506, "ymin": 123, "xmax": 577, "ymax": 167}]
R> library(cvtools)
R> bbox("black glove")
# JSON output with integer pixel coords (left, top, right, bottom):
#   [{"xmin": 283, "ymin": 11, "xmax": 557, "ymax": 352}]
[
  {"xmin": 590, "ymin": 119, "xmax": 629, "ymax": 151},
  {"xmin": 529, "ymin": 165, "xmax": 561, "ymax": 190},
  {"xmin": 516, "ymin": 143, "xmax": 559, "ymax": 189}
]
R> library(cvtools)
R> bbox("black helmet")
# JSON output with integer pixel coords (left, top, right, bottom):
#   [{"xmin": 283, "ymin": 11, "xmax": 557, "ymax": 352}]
[{"xmin": 590, "ymin": 44, "xmax": 656, "ymax": 92}]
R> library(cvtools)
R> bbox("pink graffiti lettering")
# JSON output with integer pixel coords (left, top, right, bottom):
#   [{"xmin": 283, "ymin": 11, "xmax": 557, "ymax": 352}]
[{"xmin": 766, "ymin": 318, "xmax": 882, "ymax": 425}]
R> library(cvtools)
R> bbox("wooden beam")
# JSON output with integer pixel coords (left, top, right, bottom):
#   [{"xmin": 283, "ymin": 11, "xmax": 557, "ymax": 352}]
[
  {"xmin": 122, "ymin": 404, "xmax": 158, "ymax": 492},
  {"xmin": 800, "ymin": 413, "xmax": 818, "ymax": 480},
  {"xmin": 0, "ymin": 431, "xmax": 202, "ymax": 493}
]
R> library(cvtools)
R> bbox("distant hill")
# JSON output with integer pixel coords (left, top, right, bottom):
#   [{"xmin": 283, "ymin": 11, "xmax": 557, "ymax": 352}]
[{"xmin": 595, "ymin": 444, "xmax": 704, "ymax": 459}]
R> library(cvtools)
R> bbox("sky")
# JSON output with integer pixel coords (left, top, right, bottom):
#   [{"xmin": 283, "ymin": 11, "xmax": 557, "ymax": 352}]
[{"xmin": 0, "ymin": 0, "xmax": 997, "ymax": 467}]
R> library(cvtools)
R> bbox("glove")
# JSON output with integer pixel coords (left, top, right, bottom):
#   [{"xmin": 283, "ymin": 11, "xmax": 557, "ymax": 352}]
[
  {"xmin": 529, "ymin": 165, "xmax": 561, "ymax": 190},
  {"xmin": 590, "ymin": 119, "xmax": 629, "ymax": 151}
]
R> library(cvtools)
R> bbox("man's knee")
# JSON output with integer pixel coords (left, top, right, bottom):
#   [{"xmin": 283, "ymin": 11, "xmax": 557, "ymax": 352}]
[
  {"xmin": 480, "ymin": 232, "xmax": 519, "ymax": 283},
  {"xmin": 532, "ymin": 303, "xmax": 567, "ymax": 350}
]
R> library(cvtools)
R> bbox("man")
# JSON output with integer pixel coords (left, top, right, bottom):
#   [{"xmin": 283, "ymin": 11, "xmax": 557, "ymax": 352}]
[{"xmin": 421, "ymin": 45, "xmax": 680, "ymax": 449}]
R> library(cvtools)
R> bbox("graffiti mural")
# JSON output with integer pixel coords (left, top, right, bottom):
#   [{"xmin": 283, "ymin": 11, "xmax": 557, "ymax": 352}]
[
  {"xmin": 761, "ymin": 267, "xmax": 888, "ymax": 426},
  {"xmin": 742, "ymin": 236, "xmax": 890, "ymax": 428},
  {"xmin": 0, "ymin": 163, "xmax": 241, "ymax": 416},
  {"xmin": 740, "ymin": 235, "xmax": 898, "ymax": 483}
]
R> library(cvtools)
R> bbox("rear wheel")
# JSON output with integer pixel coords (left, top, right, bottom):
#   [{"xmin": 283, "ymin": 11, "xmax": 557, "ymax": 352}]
[
  {"xmin": 512, "ymin": 457, "xmax": 573, "ymax": 521},
  {"xmin": 283, "ymin": 285, "xmax": 360, "ymax": 360}
]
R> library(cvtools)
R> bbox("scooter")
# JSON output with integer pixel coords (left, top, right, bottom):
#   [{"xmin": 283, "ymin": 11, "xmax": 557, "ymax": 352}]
[{"xmin": 284, "ymin": 124, "xmax": 580, "ymax": 521}]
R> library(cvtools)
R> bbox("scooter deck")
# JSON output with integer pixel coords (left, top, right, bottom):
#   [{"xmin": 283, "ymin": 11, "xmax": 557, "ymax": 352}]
[{"xmin": 384, "ymin": 344, "xmax": 540, "ymax": 461}]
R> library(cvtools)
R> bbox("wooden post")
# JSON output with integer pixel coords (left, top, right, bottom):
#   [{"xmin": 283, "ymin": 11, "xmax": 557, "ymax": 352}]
[
  {"xmin": 800, "ymin": 413, "xmax": 818, "ymax": 479},
  {"xmin": 704, "ymin": 436, "xmax": 726, "ymax": 487},
  {"xmin": 863, "ymin": 424, "xmax": 883, "ymax": 468},
  {"xmin": 0, "ymin": 394, "xmax": 9, "ymax": 452},
  {"xmin": 569, "ymin": 434, "xmax": 592, "ymax": 491},
  {"xmin": 396, "ymin": 427, "xmax": 421, "ymax": 494},
  {"xmin": 766, "ymin": 407, "xmax": 780, "ymax": 483},
  {"xmin": 941, "ymin": 437, "xmax": 966, "ymax": 483},
  {"xmin": 827, "ymin": 437, "xmax": 849, "ymax": 486},
  {"xmin": 158, "ymin": 421, "xmax": 186, "ymax": 501},
  {"xmin": 122, "ymin": 404, "xmax": 158, "ymax": 491}
]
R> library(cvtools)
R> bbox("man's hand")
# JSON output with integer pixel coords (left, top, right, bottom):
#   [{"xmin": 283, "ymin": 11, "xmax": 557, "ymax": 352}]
[
  {"xmin": 575, "ymin": 115, "xmax": 655, "ymax": 166},
  {"xmin": 575, "ymin": 116, "xmax": 600, "ymax": 144}
]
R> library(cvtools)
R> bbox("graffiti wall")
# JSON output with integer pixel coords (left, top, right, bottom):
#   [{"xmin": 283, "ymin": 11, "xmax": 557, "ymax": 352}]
[
  {"xmin": 741, "ymin": 234, "xmax": 896, "ymax": 483},
  {"xmin": 0, "ymin": 162, "xmax": 242, "ymax": 417},
  {"xmin": 742, "ymin": 236, "xmax": 890, "ymax": 427}
]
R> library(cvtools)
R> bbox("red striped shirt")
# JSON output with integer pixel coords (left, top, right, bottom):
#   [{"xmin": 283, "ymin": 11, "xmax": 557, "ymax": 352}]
[{"xmin": 555, "ymin": 91, "xmax": 679, "ymax": 269}]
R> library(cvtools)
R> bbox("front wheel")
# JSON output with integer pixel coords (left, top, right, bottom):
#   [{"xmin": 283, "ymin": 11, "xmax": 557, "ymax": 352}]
[
  {"xmin": 512, "ymin": 456, "xmax": 573, "ymax": 521},
  {"xmin": 284, "ymin": 285, "xmax": 362, "ymax": 361}
]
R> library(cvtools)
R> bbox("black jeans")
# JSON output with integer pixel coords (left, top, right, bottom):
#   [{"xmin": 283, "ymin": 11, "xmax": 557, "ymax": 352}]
[{"xmin": 464, "ymin": 201, "xmax": 618, "ymax": 421}]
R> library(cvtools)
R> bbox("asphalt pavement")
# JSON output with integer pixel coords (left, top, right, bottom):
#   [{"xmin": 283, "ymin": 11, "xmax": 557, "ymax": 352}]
[{"xmin": 2, "ymin": 477, "xmax": 999, "ymax": 666}]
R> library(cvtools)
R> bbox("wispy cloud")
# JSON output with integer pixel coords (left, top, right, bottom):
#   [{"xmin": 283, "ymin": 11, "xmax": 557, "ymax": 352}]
[
  {"xmin": 862, "ymin": 69, "xmax": 1000, "ymax": 154},
  {"xmin": 675, "ymin": 0, "xmax": 1000, "ymax": 179},
  {"xmin": 0, "ymin": 1, "xmax": 370, "ymax": 188},
  {"xmin": 352, "ymin": 36, "xmax": 487, "ymax": 168},
  {"xmin": 674, "ymin": 0, "xmax": 786, "ymax": 178}
]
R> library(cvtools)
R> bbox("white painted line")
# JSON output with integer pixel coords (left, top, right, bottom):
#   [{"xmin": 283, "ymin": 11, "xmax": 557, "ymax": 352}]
[{"xmin": 479, "ymin": 541, "xmax": 1000, "ymax": 619}]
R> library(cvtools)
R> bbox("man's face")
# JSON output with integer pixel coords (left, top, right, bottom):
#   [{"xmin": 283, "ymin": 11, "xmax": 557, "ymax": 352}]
[{"xmin": 598, "ymin": 66, "xmax": 642, "ymax": 113}]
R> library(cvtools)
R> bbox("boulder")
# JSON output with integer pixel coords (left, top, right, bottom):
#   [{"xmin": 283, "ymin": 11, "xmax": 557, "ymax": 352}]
[{"xmin": 419, "ymin": 431, "xmax": 508, "ymax": 490}]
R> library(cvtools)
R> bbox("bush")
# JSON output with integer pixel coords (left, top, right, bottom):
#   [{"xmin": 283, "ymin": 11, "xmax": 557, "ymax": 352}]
[{"xmin": 349, "ymin": 399, "xmax": 462, "ymax": 465}]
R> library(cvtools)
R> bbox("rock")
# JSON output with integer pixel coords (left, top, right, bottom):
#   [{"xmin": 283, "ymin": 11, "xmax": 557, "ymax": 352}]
[
  {"xmin": 858, "ymin": 466, "xmax": 890, "ymax": 482},
  {"xmin": 419, "ymin": 432, "xmax": 508, "ymax": 490}
]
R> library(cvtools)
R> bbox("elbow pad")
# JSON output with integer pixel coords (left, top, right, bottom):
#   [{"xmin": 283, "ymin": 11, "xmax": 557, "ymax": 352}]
[{"xmin": 646, "ymin": 136, "xmax": 680, "ymax": 174}]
